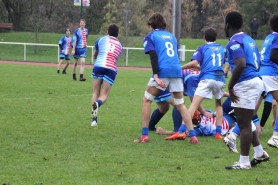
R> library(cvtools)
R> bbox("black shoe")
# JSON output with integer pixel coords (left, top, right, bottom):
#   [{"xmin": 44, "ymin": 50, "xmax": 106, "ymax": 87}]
[
  {"xmin": 73, "ymin": 78, "xmax": 77, "ymax": 81},
  {"xmin": 62, "ymin": 71, "xmax": 67, "ymax": 74},
  {"xmin": 250, "ymin": 151, "xmax": 270, "ymax": 167},
  {"xmin": 79, "ymin": 78, "xmax": 86, "ymax": 81}
]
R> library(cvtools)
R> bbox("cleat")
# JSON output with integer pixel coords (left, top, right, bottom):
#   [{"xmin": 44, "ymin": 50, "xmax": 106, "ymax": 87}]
[
  {"xmin": 165, "ymin": 132, "xmax": 186, "ymax": 140},
  {"xmin": 215, "ymin": 133, "xmax": 223, "ymax": 140},
  {"xmin": 225, "ymin": 162, "xmax": 251, "ymax": 170},
  {"xmin": 134, "ymin": 135, "xmax": 149, "ymax": 143},
  {"xmin": 267, "ymin": 136, "xmax": 278, "ymax": 149},
  {"xmin": 91, "ymin": 119, "xmax": 97, "ymax": 127},
  {"xmin": 250, "ymin": 150, "xmax": 270, "ymax": 167},
  {"xmin": 189, "ymin": 136, "xmax": 199, "ymax": 144},
  {"xmin": 91, "ymin": 102, "xmax": 99, "ymax": 119},
  {"xmin": 73, "ymin": 78, "xmax": 77, "ymax": 81},
  {"xmin": 79, "ymin": 78, "xmax": 86, "ymax": 81},
  {"xmin": 62, "ymin": 71, "xmax": 67, "ymax": 74},
  {"xmin": 223, "ymin": 132, "xmax": 238, "ymax": 153}
]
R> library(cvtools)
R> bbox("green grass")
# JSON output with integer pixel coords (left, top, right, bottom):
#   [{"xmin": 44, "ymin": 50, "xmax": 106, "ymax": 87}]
[
  {"xmin": 0, "ymin": 32, "xmax": 263, "ymax": 67},
  {"xmin": 0, "ymin": 63, "xmax": 277, "ymax": 185}
]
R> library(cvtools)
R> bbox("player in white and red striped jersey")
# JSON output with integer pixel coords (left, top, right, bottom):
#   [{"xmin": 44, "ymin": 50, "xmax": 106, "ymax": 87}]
[
  {"xmin": 194, "ymin": 110, "xmax": 230, "ymax": 136},
  {"xmin": 90, "ymin": 23, "xmax": 122, "ymax": 127}
]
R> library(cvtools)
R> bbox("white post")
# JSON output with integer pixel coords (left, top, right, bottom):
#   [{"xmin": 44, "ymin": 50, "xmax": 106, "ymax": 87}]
[
  {"xmin": 24, "ymin": 44, "xmax": 26, "ymax": 61},
  {"xmin": 58, "ymin": 46, "xmax": 59, "ymax": 63},
  {"xmin": 125, "ymin": 48, "xmax": 128, "ymax": 66},
  {"xmin": 179, "ymin": 45, "xmax": 186, "ymax": 62}
]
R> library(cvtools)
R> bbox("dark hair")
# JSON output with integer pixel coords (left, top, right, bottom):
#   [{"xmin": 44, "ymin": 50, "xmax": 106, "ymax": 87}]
[
  {"xmin": 225, "ymin": 11, "xmax": 243, "ymax": 29},
  {"xmin": 204, "ymin": 28, "xmax": 217, "ymax": 42},
  {"xmin": 147, "ymin": 12, "xmax": 166, "ymax": 30},
  {"xmin": 65, "ymin": 28, "xmax": 70, "ymax": 32},
  {"xmin": 108, "ymin": 23, "xmax": 119, "ymax": 37},
  {"xmin": 270, "ymin": 13, "xmax": 278, "ymax": 32}
]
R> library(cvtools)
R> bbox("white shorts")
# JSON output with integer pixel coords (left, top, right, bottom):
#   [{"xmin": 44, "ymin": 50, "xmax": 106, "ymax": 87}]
[
  {"xmin": 261, "ymin": 76, "xmax": 278, "ymax": 93},
  {"xmin": 232, "ymin": 77, "xmax": 265, "ymax": 109},
  {"xmin": 194, "ymin": 79, "xmax": 225, "ymax": 99},
  {"xmin": 147, "ymin": 78, "xmax": 183, "ymax": 92}
]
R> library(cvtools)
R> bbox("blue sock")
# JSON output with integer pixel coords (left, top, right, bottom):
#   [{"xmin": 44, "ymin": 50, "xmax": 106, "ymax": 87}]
[
  {"xmin": 188, "ymin": 130, "xmax": 196, "ymax": 138},
  {"xmin": 233, "ymin": 123, "xmax": 240, "ymax": 135},
  {"xmin": 96, "ymin": 100, "xmax": 103, "ymax": 107},
  {"xmin": 142, "ymin": 127, "xmax": 148, "ymax": 136},
  {"xmin": 149, "ymin": 108, "xmax": 165, "ymax": 130},
  {"xmin": 216, "ymin": 125, "xmax": 222, "ymax": 134},
  {"xmin": 172, "ymin": 106, "xmax": 183, "ymax": 132},
  {"xmin": 178, "ymin": 124, "xmax": 186, "ymax": 133},
  {"xmin": 274, "ymin": 116, "xmax": 278, "ymax": 132}
]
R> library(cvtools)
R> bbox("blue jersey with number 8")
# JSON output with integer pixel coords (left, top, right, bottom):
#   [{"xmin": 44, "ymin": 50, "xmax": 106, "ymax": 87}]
[{"xmin": 143, "ymin": 29, "xmax": 182, "ymax": 78}]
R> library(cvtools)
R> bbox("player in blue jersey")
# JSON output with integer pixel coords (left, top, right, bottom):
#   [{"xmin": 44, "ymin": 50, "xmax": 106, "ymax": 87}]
[
  {"xmin": 134, "ymin": 13, "xmax": 198, "ymax": 144},
  {"xmin": 168, "ymin": 28, "xmax": 225, "ymax": 140},
  {"xmin": 258, "ymin": 13, "xmax": 278, "ymax": 148},
  {"xmin": 91, "ymin": 23, "xmax": 122, "ymax": 127},
  {"xmin": 224, "ymin": 11, "xmax": 269, "ymax": 170},
  {"xmin": 71, "ymin": 19, "xmax": 88, "ymax": 81},
  {"xmin": 57, "ymin": 29, "xmax": 72, "ymax": 74}
]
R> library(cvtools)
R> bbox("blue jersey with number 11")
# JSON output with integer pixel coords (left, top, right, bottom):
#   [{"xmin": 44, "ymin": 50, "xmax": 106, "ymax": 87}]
[
  {"xmin": 143, "ymin": 29, "xmax": 182, "ymax": 78},
  {"xmin": 192, "ymin": 42, "xmax": 225, "ymax": 82},
  {"xmin": 226, "ymin": 32, "xmax": 260, "ymax": 83}
]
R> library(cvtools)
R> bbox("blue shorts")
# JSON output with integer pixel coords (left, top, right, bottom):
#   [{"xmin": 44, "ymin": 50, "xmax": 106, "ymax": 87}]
[
  {"xmin": 154, "ymin": 89, "xmax": 172, "ymax": 103},
  {"xmin": 92, "ymin": 66, "xmax": 117, "ymax": 85},
  {"xmin": 184, "ymin": 75, "xmax": 199, "ymax": 97},
  {"xmin": 59, "ymin": 54, "xmax": 70, "ymax": 60},
  {"xmin": 74, "ymin": 48, "xmax": 87, "ymax": 58}
]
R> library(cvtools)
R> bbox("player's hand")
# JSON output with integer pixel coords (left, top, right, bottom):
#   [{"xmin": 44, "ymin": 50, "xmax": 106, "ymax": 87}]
[
  {"xmin": 62, "ymin": 50, "xmax": 64, "ymax": 54},
  {"xmin": 228, "ymin": 88, "xmax": 239, "ymax": 103},
  {"xmin": 71, "ymin": 51, "xmax": 75, "ymax": 56},
  {"xmin": 154, "ymin": 77, "xmax": 166, "ymax": 88},
  {"xmin": 203, "ymin": 111, "xmax": 213, "ymax": 118}
]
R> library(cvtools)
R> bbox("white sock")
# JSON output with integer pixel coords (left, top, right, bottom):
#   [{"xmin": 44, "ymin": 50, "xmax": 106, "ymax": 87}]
[
  {"xmin": 239, "ymin": 155, "xmax": 250, "ymax": 165},
  {"xmin": 253, "ymin": 144, "xmax": 263, "ymax": 157}
]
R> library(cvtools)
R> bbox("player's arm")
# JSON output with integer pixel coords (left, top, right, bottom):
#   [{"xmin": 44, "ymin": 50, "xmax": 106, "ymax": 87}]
[
  {"xmin": 181, "ymin": 60, "xmax": 199, "ymax": 70},
  {"xmin": 149, "ymin": 50, "xmax": 166, "ymax": 88},
  {"xmin": 228, "ymin": 57, "xmax": 245, "ymax": 102},
  {"xmin": 270, "ymin": 48, "xmax": 278, "ymax": 64},
  {"xmin": 93, "ymin": 50, "xmax": 98, "ymax": 59}
]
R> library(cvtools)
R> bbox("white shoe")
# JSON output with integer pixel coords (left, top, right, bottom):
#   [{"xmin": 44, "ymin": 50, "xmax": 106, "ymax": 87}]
[
  {"xmin": 267, "ymin": 136, "xmax": 278, "ymax": 149},
  {"xmin": 225, "ymin": 162, "xmax": 251, "ymax": 170},
  {"xmin": 91, "ymin": 119, "xmax": 98, "ymax": 127},
  {"xmin": 223, "ymin": 132, "xmax": 238, "ymax": 153},
  {"xmin": 91, "ymin": 102, "xmax": 99, "ymax": 119},
  {"xmin": 250, "ymin": 150, "xmax": 270, "ymax": 167}
]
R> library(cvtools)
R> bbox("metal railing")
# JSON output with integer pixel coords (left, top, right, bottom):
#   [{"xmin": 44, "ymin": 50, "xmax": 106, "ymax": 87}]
[{"xmin": 0, "ymin": 42, "xmax": 195, "ymax": 67}]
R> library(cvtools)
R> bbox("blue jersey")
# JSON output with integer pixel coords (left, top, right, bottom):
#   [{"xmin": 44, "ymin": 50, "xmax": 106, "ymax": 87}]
[
  {"xmin": 58, "ymin": 36, "xmax": 72, "ymax": 55},
  {"xmin": 73, "ymin": 28, "xmax": 88, "ymax": 48},
  {"xmin": 192, "ymin": 42, "xmax": 225, "ymax": 82},
  {"xmin": 226, "ymin": 32, "xmax": 260, "ymax": 83},
  {"xmin": 259, "ymin": 32, "xmax": 278, "ymax": 76},
  {"xmin": 143, "ymin": 29, "xmax": 182, "ymax": 78}
]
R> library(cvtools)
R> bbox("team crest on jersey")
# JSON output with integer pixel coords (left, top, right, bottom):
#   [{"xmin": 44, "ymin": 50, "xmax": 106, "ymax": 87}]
[
  {"xmin": 211, "ymin": 47, "xmax": 220, "ymax": 51},
  {"xmin": 230, "ymin": 44, "xmax": 240, "ymax": 51},
  {"xmin": 264, "ymin": 39, "xmax": 270, "ymax": 44},
  {"xmin": 249, "ymin": 42, "xmax": 255, "ymax": 49},
  {"xmin": 143, "ymin": 41, "xmax": 147, "ymax": 48}
]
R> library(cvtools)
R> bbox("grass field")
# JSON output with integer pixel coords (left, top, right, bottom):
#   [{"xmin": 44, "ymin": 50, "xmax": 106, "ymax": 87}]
[
  {"xmin": 0, "ymin": 32, "xmax": 263, "ymax": 67},
  {"xmin": 0, "ymin": 63, "xmax": 277, "ymax": 185}
]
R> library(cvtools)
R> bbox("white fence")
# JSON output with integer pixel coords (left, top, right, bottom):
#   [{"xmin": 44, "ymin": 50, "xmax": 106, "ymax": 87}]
[{"xmin": 0, "ymin": 42, "xmax": 195, "ymax": 66}]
